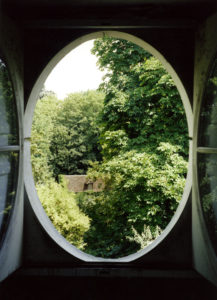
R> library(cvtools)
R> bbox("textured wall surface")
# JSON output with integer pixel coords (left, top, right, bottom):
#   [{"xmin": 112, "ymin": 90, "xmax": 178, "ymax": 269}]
[{"xmin": 64, "ymin": 175, "xmax": 104, "ymax": 192}]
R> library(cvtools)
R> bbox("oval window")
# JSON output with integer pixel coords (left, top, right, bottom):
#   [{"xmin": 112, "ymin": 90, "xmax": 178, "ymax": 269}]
[
  {"xmin": 0, "ymin": 56, "xmax": 19, "ymax": 247},
  {"xmin": 30, "ymin": 34, "xmax": 191, "ymax": 260},
  {"xmin": 197, "ymin": 54, "xmax": 217, "ymax": 255}
]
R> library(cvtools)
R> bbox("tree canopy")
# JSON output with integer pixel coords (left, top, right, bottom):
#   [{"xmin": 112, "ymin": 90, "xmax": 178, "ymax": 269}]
[
  {"xmin": 78, "ymin": 37, "xmax": 189, "ymax": 258},
  {"xmin": 31, "ymin": 90, "xmax": 104, "ymax": 250},
  {"xmin": 31, "ymin": 37, "xmax": 189, "ymax": 259},
  {"xmin": 31, "ymin": 92, "xmax": 60, "ymax": 184},
  {"xmin": 31, "ymin": 90, "xmax": 104, "ymax": 183},
  {"xmin": 49, "ymin": 90, "xmax": 104, "ymax": 177},
  {"xmin": 91, "ymin": 37, "xmax": 188, "ymax": 157}
]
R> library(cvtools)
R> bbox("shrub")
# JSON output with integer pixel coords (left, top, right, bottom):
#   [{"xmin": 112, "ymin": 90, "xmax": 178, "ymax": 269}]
[{"xmin": 36, "ymin": 178, "xmax": 90, "ymax": 250}]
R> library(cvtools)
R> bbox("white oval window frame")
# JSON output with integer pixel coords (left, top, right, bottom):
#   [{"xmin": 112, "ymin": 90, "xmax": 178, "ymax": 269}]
[{"xmin": 24, "ymin": 31, "xmax": 193, "ymax": 263}]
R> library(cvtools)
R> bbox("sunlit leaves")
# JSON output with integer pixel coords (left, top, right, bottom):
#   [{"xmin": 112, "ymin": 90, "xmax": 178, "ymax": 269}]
[
  {"xmin": 78, "ymin": 37, "xmax": 189, "ymax": 258},
  {"xmin": 49, "ymin": 91, "xmax": 104, "ymax": 177},
  {"xmin": 31, "ymin": 90, "xmax": 104, "ymax": 182},
  {"xmin": 37, "ymin": 178, "xmax": 90, "ymax": 249},
  {"xmin": 31, "ymin": 93, "xmax": 60, "ymax": 183},
  {"xmin": 31, "ymin": 38, "xmax": 189, "ymax": 258}
]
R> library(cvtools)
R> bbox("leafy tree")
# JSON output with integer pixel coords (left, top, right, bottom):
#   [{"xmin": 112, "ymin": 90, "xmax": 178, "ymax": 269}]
[
  {"xmin": 31, "ymin": 90, "xmax": 104, "ymax": 181},
  {"xmin": 91, "ymin": 37, "xmax": 188, "ymax": 157},
  {"xmin": 49, "ymin": 90, "xmax": 104, "ymax": 177},
  {"xmin": 31, "ymin": 93, "xmax": 60, "ymax": 184},
  {"xmin": 127, "ymin": 225, "xmax": 162, "ymax": 250},
  {"xmin": 37, "ymin": 177, "xmax": 90, "ymax": 250},
  {"xmin": 31, "ymin": 93, "xmax": 93, "ymax": 249},
  {"xmin": 77, "ymin": 37, "xmax": 189, "ymax": 258},
  {"xmin": 79, "ymin": 143, "xmax": 187, "ymax": 258},
  {"xmin": 31, "ymin": 39, "xmax": 189, "ymax": 258}
]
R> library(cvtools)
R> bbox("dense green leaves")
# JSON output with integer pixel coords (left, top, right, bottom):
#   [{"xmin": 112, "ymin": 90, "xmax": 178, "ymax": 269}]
[
  {"xmin": 31, "ymin": 37, "xmax": 189, "ymax": 258},
  {"xmin": 92, "ymin": 38, "xmax": 188, "ymax": 157},
  {"xmin": 31, "ymin": 90, "xmax": 104, "ymax": 182},
  {"xmin": 78, "ymin": 37, "xmax": 189, "ymax": 258},
  {"xmin": 78, "ymin": 143, "xmax": 187, "ymax": 258},
  {"xmin": 37, "ymin": 178, "xmax": 90, "ymax": 249},
  {"xmin": 31, "ymin": 91, "xmax": 103, "ymax": 250},
  {"xmin": 49, "ymin": 91, "xmax": 104, "ymax": 177},
  {"xmin": 31, "ymin": 93, "xmax": 60, "ymax": 183}
]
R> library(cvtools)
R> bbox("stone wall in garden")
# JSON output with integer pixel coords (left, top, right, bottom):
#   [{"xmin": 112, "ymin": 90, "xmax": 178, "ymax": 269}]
[{"xmin": 64, "ymin": 175, "xmax": 104, "ymax": 193}]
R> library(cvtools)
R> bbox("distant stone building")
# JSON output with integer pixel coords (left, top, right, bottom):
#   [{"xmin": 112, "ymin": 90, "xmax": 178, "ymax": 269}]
[{"xmin": 64, "ymin": 175, "xmax": 104, "ymax": 193}]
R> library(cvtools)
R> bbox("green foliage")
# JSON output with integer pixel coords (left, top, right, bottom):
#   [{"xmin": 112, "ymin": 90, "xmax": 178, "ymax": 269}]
[
  {"xmin": 127, "ymin": 225, "xmax": 162, "ymax": 250},
  {"xmin": 76, "ymin": 37, "xmax": 189, "ymax": 258},
  {"xmin": 31, "ymin": 38, "xmax": 189, "ymax": 258},
  {"xmin": 31, "ymin": 93, "xmax": 60, "ymax": 184},
  {"xmin": 31, "ymin": 91, "xmax": 103, "ymax": 250},
  {"xmin": 49, "ymin": 90, "xmax": 104, "ymax": 177},
  {"xmin": 37, "ymin": 178, "xmax": 90, "ymax": 250},
  {"xmin": 78, "ymin": 143, "xmax": 187, "ymax": 258},
  {"xmin": 92, "ymin": 37, "xmax": 188, "ymax": 157},
  {"xmin": 31, "ymin": 90, "xmax": 104, "ymax": 182}
]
